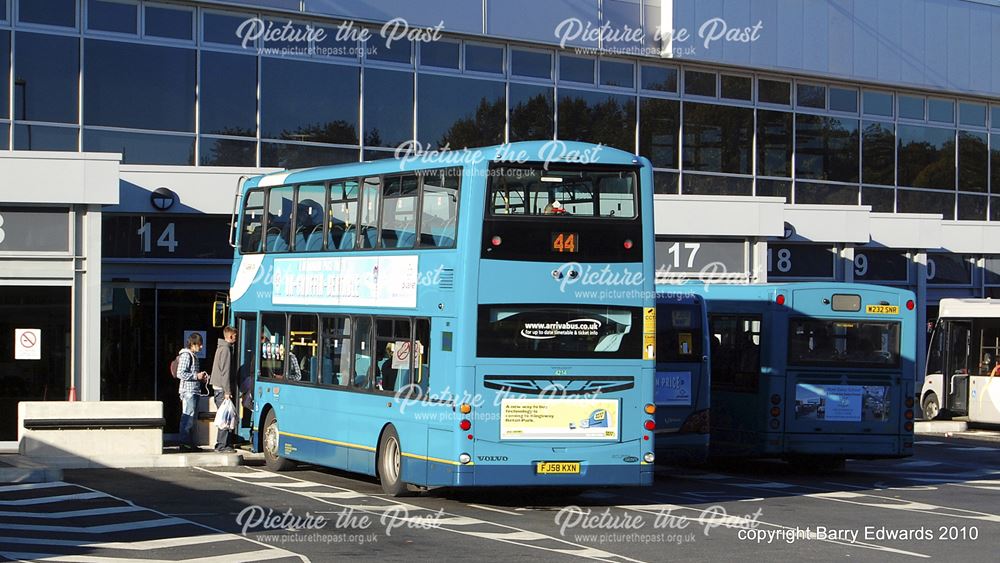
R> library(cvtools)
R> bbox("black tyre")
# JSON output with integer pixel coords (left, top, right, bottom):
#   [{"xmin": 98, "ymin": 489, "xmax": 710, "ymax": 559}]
[
  {"xmin": 378, "ymin": 425, "xmax": 408, "ymax": 496},
  {"xmin": 921, "ymin": 392, "xmax": 941, "ymax": 421},
  {"xmin": 262, "ymin": 410, "xmax": 296, "ymax": 472}
]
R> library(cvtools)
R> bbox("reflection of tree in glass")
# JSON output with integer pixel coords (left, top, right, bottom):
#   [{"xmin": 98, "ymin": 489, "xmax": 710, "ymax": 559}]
[
  {"xmin": 958, "ymin": 131, "xmax": 988, "ymax": 191},
  {"xmin": 437, "ymin": 97, "xmax": 504, "ymax": 149},
  {"xmin": 682, "ymin": 102, "xmax": 753, "ymax": 174},
  {"xmin": 862, "ymin": 122, "xmax": 894, "ymax": 185},
  {"xmin": 898, "ymin": 127, "xmax": 955, "ymax": 189},
  {"xmin": 203, "ymin": 126, "xmax": 256, "ymax": 166},
  {"xmin": 510, "ymin": 93, "xmax": 553, "ymax": 142},
  {"xmin": 558, "ymin": 94, "xmax": 636, "ymax": 151},
  {"xmin": 795, "ymin": 115, "xmax": 859, "ymax": 183},
  {"xmin": 364, "ymin": 128, "xmax": 384, "ymax": 148},
  {"xmin": 278, "ymin": 121, "xmax": 358, "ymax": 145}
]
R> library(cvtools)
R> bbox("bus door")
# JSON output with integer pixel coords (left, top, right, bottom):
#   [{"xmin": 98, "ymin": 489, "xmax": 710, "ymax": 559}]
[
  {"xmin": 654, "ymin": 300, "xmax": 708, "ymax": 439},
  {"xmin": 944, "ymin": 321, "xmax": 972, "ymax": 415},
  {"xmin": 235, "ymin": 314, "xmax": 257, "ymax": 440}
]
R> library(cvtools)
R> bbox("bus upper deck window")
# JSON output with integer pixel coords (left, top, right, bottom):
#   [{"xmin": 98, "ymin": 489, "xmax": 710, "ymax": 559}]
[{"xmin": 831, "ymin": 294, "xmax": 861, "ymax": 312}]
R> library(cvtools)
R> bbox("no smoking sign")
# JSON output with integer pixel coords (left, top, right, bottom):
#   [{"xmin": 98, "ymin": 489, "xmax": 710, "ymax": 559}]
[{"xmin": 15, "ymin": 328, "xmax": 41, "ymax": 361}]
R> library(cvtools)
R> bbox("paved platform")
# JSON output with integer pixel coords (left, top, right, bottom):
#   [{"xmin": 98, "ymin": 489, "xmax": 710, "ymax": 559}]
[{"xmin": 0, "ymin": 448, "xmax": 262, "ymax": 483}]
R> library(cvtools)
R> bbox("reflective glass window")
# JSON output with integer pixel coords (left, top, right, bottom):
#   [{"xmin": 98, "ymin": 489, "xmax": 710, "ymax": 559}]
[
  {"xmin": 265, "ymin": 185, "xmax": 293, "ymax": 253},
  {"xmin": 756, "ymin": 179, "xmax": 791, "ymax": 203},
  {"xmin": 358, "ymin": 177, "xmax": 380, "ymax": 249},
  {"xmin": 261, "ymin": 143, "xmax": 357, "ymax": 168},
  {"xmin": 682, "ymin": 102, "xmax": 752, "ymax": 174},
  {"xmin": 240, "ymin": 189, "xmax": 265, "ymax": 254},
  {"xmin": 992, "ymin": 107, "xmax": 1000, "ymax": 130},
  {"xmin": 364, "ymin": 68, "xmax": 413, "ymax": 148},
  {"xmin": 511, "ymin": 49, "xmax": 551, "ymax": 79},
  {"xmin": 795, "ymin": 115, "xmax": 859, "ymax": 183},
  {"xmin": 418, "ymin": 74, "xmax": 504, "ymax": 149},
  {"xmin": 367, "ymin": 35, "xmax": 411, "ymax": 64},
  {"xmin": 796, "ymin": 84, "xmax": 825, "ymax": 108},
  {"xmin": 794, "ymin": 182, "xmax": 859, "ymax": 205},
  {"xmin": 863, "ymin": 91, "xmax": 893, "ymax": 117},
  {"xmin": 328, "ymin": 179, "xmax": 360, "ymax": 250},
  {"xmin": 0, "ymin": 124, "xmax": 8, "ymax": 149},
  {"xmin": 862, "ymin": 121, "xmax": 894, "ymax": 186},
  {"xmin": 288, "ymin": 315, "xmax": 318, "ymax": 383},
  {"xmin": 203, "ymin": 11, "xmax": 246, "ymax": 46},
  {"xmin": 928, "ymin": 99, "xmax": 955, "ymax": 123},
  {"xmin": 293, "ymin": 184, "xmax": 326, "ymax": 252},
  {"xmin": 201, "ymin": 51, "xmax": 256, "ymax": 137},
  {"xmin": 862, "ymin": 187, "xmax": 895, "ymax": 212},
  {"xmin": 262, "ymin": 19, "xmax": 309, "ymax": 53},
  {"xmin": 509, "ymin": 83, "xmax": 553, "ymax": 142},
  {"xmin": 315, "ymin": 25, "xmax": 359, "ymax": 59},
  {"xmin": 639, "ymin": 98, "xmax": 678, "ymax": 169},
  {"xmin": 653, "ymin": 171, "xmax": 679, "ymax": 194},
  {"xmin": 960, "ymin": 103, "xmax": 987, "ymax": 128},
  {"xmin": 465, "ymin": 43, "xmax": 503, "ymax": 74},
  {"xmin": 83, "ymin": 129, "xmax": 194, "ymax": 165},
  {"xmin": 758, "ymin": 79, "xmax": 790, "ymax": 105},
  {"xmin": 19, "ymin": 0, "xmax": 75, "ymax": 27},
  {"xmin": 558, "ymin": 89, "xmax": 636, "ymax": 152},
  {"xmin": 0, "ymin": 31, "xmax": 9, "ymax": 119},
  {"xmin": 682, "ymin": 173, "xmax": 752, "ymax": 196},
  {"xmin": 898, "ymin": 125, "xmax": 955, "ymax": 189},
  {"xmin": 261, "ymin": 58, "xmax": 359, "ymax": 144},
  {"xmin": 829, "ymin": 87, "xmax": 858, "ymax": 113},
  {"xmin": 379, "ymin": 175, "xmax": 419, "ymax": 249},
  {"xmin": 899, "ymin": 95, "xmax": 924, "ymax": 120},
  {"xmin": 199, "ymin": 137, "xmax": 256, "ymax": 167},
  {"xmin": 419, "ymin": 169, "xmax": 459, "ymax": 248},
  {"xmin": 84, "ymin": 39, "xmax": 195, "ymax": 131},
  {"xmin": 600, "ymin": 59, "xmax": 633, "ymax": 88},
  {"xmin": 684, "ymin": 70, "xmax": 715, "ymax": 97},
  {"xmin": 958, "ymin": 131, "xmax": 988, "ymax": 192},
  {"xmin": 420, "ymin": 40, "xmax": 459, "ymax": 69},
  {"xmin": 640, "ymin": 65, "xmax": 677, "ymax": 92},
  {"xmin": 720, "ymin": 75, "xmax": 751, "ymax": 101},
  {"xmin": 958, "ymin": 194, "xmax": 987, "ymax": 220},
  {"xmin": 13, "ymin": 124, "xmax": 77, "ymax": 150},
  {"xmin": 88, "ymin": 0, "xmax": 136, "ymax": 34},
  {"xmin": 757, "ymin": 110, "xmax": 792, "ymax": 177},
  {"xmin": 145, "ymin": 4, "xmax": 193, "ymax": 40},
  {"xmin": 15, "ymin": 32, "xmax": 79, "ymax": 123},
  {"xmin": 992, "ymin": 134, "xmax": 1000, "ymax": 194},
  {"xmin": 896, "ymin": 189, "xmax": 954, "ymax": 219},
  {"xmin": 560, "ymin": 55, "xmax": 594, "ymax": 83}
]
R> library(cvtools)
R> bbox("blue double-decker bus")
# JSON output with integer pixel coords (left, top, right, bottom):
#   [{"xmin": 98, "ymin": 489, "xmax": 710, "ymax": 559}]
[
  {"xmin": 685, "ymin": 282, "xmax": 916, "ymax": 466},
  {"xmin": 652, "ymin": 290, "xmax": 710, "ymax": 463},
  {"xmin": 229, "ymin": 141, "xmax": 657, "ymax": 494}
]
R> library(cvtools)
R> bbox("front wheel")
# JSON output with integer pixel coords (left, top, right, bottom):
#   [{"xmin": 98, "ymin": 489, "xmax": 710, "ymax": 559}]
[
  {"xmin": 378, "ymin": 425, "xmax": 408, "ymax": 496},
  {"xmin": 921, "ymin": 392, "xmax": 942, "ymax": 421},
  {"xmin": 262, "ymin": 410, "xmax": 296, "ymax": 471}
]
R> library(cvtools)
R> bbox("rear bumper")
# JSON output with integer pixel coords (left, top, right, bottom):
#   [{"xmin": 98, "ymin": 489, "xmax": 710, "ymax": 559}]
[
  {"xmin": 783, "ymin": 433, "xmax": 913, "ymax": 459},
  {"xmin": 442, "ymin": 463, "xmax": 653, "ymax": 487}
]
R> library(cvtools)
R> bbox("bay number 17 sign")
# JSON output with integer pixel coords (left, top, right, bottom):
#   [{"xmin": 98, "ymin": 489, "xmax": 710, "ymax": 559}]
[{"xmin": 15, "ymin": 328, "xmax": 41, "ymax": 360}]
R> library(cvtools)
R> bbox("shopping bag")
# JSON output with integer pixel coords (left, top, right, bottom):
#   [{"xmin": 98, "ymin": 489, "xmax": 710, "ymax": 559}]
[{"xmin": 214, "ymin": 398, "xmax": 238, "ymax": 431}]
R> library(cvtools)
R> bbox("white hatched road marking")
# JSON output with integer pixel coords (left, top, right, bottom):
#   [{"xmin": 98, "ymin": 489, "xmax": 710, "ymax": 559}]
[
  {"xmin": 196, "ymin": 466, "xmax": 643, "ymax": 563},
  {"xmin": 0, "ymin": 481, "xmax": 307, "ymax": 562}
]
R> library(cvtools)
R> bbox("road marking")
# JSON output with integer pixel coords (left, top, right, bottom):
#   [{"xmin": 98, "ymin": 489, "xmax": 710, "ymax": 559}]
[
  {"xmin": 0, "ymin": 492, "xmax": 106, "ymax": 506},
  {"xmin": 896, "ymin": 461, "xmax": 942, "ymax": 467},
  {"xmin": 0, "ymin": 550, "xmax": 297, "ymax": 563},
  {"xmin": 3, "ymin": 517, "xmax": 192, "ymax": 534},
  {"xmin": 467, "ymin": 504, "xmax": 522, "ymax": 516},
  {"xmin": 914, "ymin": 441, "xmax": 945, "ymax": 445},
  {"xmin": 197, "ymin": 466, "xmax": 642, "ymax": 563},
  {"xmin": 0, "ymin": 534, "xmax": 240, "ymax": 550},
  {"xmin": 0, "ymin": 482, "xmax": 72, "ymax": 493},
  {"xmin": 949, "ymin": 447, "xmax": 997, "ymax": 452},
  {"xmin": 0, "ymin": 505, "xmax": 147, "ymax": 519}
]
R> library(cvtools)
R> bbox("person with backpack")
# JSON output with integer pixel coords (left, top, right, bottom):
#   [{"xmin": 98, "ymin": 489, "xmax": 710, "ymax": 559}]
[{"xmin": 176, "ymin": 332, "xmax": 208, "ymax": 452}]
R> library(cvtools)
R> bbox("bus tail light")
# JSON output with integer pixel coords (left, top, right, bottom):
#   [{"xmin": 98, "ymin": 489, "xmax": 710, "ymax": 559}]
[
  {"xmin": 776, "ymin": 294, "xmax": 786, "ymax": 305},
  {"xmin": 490, "ymin": 235, "xmax": 502, "ymax": 247},
  {"xmin": 905, "ymin": 397, "xmax": 915, "ymax": 408},
  {"xmin": 643, "ymin": 452, "xmax": 655, "ymax": 463},
  {"xmin": 769, "ymin": 419, "xmax": 780, "ymax": 430},
  {"xmin": 623, "ymin": 239, "xmax": 633, "ymax": 250},
  {"xmin": 644, "ymin": 404, "xmax": 656, "ymax": 414},
  {"xmin": 460, "ymin": 403, "xmax": 472, "ymax": 414},
  {"xmin": 906, "ymin": 300, "xmax": 915, "ymax": 310},
  {"xmin": 770, "ymin": 394, "xmax": 781, "ymax": 405},
  {"xmin": 460, "ymin": 419, "xmax": 472, "ymax": 431},
  {"xmin": 459, "ymin": 453, "xmax": 472, "ymax": 464},
  {"xmin": 643, "ymin": 420, "xmax": 655, "ymax": 431},
  {"xmin": 905, "ymin": 421, "xmax": 914, "ymax": 432},
  {"xmin": 904, "ymin": 410, "xmax": 914, "ymax": 420},
  {"xmin": 770, "ymin": 406, "xmax": 781, "ymax": 417}
]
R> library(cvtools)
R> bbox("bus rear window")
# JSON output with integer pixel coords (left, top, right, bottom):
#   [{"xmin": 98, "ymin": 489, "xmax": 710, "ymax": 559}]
[
  {"xmin": 788, "ymin": 318, "xmax": 900, "ymax": 368},
  {"xmin": 478, "ymin": 305, "xmax": 641, "ymax": 359},
  {"xmin": 489, "ymin": 166, "xmax": 637, "ymax": 219},
  {"xmin": 656, "ymin": 304, "xmax": 703, "ymax": 362}
]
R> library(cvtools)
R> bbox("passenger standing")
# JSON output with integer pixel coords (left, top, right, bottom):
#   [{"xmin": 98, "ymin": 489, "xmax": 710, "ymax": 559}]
[
  {"xmin": 177, "ymin": 333, "xmax": 208, "ymax": 451},
  {"xmin": 210, "ymin": 326, "xmax": 238, "ymax": 453}
]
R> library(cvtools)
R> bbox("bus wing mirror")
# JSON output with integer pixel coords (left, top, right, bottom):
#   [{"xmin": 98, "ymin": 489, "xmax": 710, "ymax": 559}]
[{"xmin": 212, "ymin": 300, "xmax": 227, "ymax": 328}]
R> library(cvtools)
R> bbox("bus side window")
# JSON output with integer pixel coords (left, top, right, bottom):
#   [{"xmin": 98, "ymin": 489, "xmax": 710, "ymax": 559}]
[
  {"xmin": 977, "ymin": 321, "xmax": 1000, "ymax": 376},
  {"xmin": 321, "ymin": 316, "xmax": 349, "ymax": 386},
  {"xmin": 293, "ymin": 184, "xmax": 326, "ymax": 252},
  {"xmin": 709, "ymin": 315, "xmax": 760, "ymax": 393},
  {"xmin": 414, "ymin": 319, "xmax": 431, "ymax": 391},
  {"xmin": 240, "ymin": 190, "xmax": 265, "ymax": 253},
  {"xmin": 359, "ymin": 177, "xmax": 381, "ymax": 249},
  {"xmin": 352, "ymin": 316, "xmax": 373, "ymax": 388},
  {"xmin": 260, "ymin": 313, "xmax": 286, "ymax": 379},
  {"xmin": 266, "ymin": 186, "xmax": 294, "ymax": 252},
  {"xmin": 375, "ymin": 318, "xmax": 411, "ymax": 392},
  {"xmin": 328, "ymin": 180, "xmax": 360, "ymax": 251},
  {"xmin": 288, "ymin": 314, "xmax": 318, "ymax": 383},
  {"xmin": 380, "ymin": 175, "xmax": 418, "ymax": 249},
  {"xmin": 420, "ymin": 169, "xmax": 459, "ymax": 247}
]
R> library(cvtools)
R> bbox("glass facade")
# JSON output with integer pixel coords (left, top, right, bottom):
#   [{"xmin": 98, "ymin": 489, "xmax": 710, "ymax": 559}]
[{"xmin": 0, "ymin": 1, "xmax": 996, "ymax": 221}]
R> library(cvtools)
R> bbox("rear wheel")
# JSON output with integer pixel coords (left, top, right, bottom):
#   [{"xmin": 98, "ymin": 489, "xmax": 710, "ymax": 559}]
[
  {"xmin": 262, "ymin": 410, "xmax": 295, "ymax": 471},
  {"xmin": 378, "ymin": 425, "xmax": 408, "ymax": 496},
  {"xmin": 921, "ymin": 392, "xmax": 941, "ymax": 420}
]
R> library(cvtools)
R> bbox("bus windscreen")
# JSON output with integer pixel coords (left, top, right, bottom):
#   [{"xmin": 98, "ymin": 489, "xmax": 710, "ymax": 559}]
[{"xmin": 788, "ymin": 318, "xmax": 900, "ymax": 368}]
